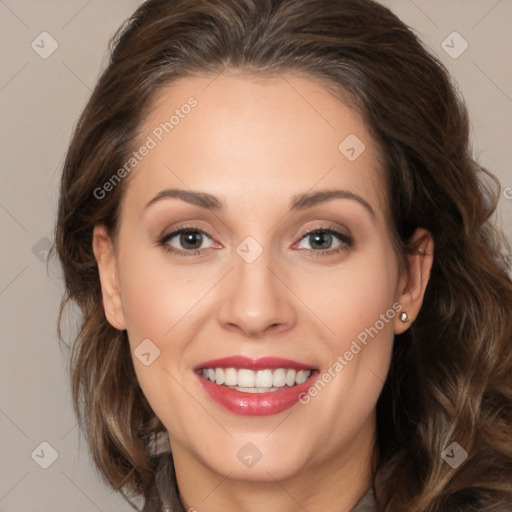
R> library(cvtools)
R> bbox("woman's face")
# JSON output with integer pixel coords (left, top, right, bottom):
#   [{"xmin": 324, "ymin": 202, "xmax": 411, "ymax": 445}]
[{"xmin": 94, "ymin": 72, "xmax": 430, "ymax": 487}]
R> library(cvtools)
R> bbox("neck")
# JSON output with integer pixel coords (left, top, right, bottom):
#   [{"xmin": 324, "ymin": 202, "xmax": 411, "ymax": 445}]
[{"xmin": 171, "ymin": 417, "xmax": 377, "ymax": 512}]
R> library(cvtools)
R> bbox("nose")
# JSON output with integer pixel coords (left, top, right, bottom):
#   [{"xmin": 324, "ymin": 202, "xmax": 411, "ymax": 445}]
[{"xmin": 217, "ymin": 246, "xmax": 297, "ymax": 338}]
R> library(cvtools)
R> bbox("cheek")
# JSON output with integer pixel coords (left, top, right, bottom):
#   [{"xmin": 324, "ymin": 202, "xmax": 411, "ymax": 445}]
[
  {"xmin": 115, "ymin": 243, "xmax": 221, "ymax": 403},
  {"xmin": 117, "ymin": 243, "xmax": 206, "ymax": 344},
  {"xmin": 304, "ymin": 248, "xmax": 398, "ymax": 405},
  {"xmin": 115, "ymin": 245, "xmax": 204, "ymax": 428},
  {"xmin": 302, "ymin": 243, "xmax": 399, "ymax": 347}
]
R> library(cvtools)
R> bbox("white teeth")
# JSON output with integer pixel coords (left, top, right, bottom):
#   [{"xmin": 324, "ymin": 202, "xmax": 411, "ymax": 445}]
[
  {"xmin": 201, "ymin": 367, "xmax": 312, "ymax": 390},
  {"xmin": 272, "ymin": 368, "xmax": 286, "ymax": 387},
  {"xmin": 215, "ymin": 367, "xmax": 225, "ymax": 385},
  {"xmin": 233, "ymin": 386, "xmax": 279, "ymax": 393},
  {"xmin": 255, "ymin": 369, "xmax": 273, "ymax": 387},
  {"xmin": 224, "ymin": 367, "xmax": 238, "ymax": 386},
  {"xmin": 286, "ymin": 369, "xmax": 296, "ymax": 387},
  {"xmin": 296, "ymin": 370, "xmax": 308, "ymax": 385},
  {"xmin": 237, "ymin": 369, "xmax": 255, "ymax": 388}
]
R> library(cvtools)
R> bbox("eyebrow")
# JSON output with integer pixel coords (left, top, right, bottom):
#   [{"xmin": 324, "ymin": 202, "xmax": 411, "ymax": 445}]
[
  {"xmin": 144, "ymin": 189, "xmax": 223, "ymax": 211},
  {"xmin": 144, "ymin": 188, "xmax": 376, "ymax": 218},
  {"xmin": 290, "ymin": 189, "xmax": 375, "ymax": 218}
]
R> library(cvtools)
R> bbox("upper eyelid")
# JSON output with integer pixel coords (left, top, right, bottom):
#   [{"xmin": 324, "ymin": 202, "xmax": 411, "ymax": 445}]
[
  {"xmin": 160, "ymin": 224, "xmax": 352, "ymax": 248},
  {"xmin": 160, "ymin": 226, "xmax": 210, "ymax": 240}
]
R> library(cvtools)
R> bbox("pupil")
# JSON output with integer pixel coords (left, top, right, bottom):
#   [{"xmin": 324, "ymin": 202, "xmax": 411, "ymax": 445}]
[
  {"xmin": 311, "ymin": 232, "xmax": 331, "ymax": 250},
  {"xmin": 181, "ymin": 232, "xmax": 202, "ymax": 250}
]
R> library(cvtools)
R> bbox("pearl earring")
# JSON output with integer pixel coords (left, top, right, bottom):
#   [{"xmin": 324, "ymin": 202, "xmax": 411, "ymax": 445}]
[{"xmin": 400, "ymin": 312, "xmax": 409, "ymax": 322}]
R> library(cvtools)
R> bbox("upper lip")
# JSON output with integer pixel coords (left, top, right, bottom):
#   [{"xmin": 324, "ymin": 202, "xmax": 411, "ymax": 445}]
[{"xmin": 193, "ymin": 355, "xmax": 316, "ymax": 371}]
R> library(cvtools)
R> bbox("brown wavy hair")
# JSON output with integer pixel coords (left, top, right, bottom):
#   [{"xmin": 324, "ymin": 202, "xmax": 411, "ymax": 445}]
[{"xmin": 54, "ymin": 0, "xmax": 512, "ymax": 510}]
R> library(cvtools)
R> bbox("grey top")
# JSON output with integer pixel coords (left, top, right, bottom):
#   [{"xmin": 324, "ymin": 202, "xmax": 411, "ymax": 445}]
[{"xmin": 142, "ymin": 453, "xmax": 378, "ymax": 512}]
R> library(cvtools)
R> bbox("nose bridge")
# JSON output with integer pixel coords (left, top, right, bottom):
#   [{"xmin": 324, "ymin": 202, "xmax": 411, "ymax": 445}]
[{"xmin": 217, "ymin": 237, "xmax": 295, "ymax": 336}]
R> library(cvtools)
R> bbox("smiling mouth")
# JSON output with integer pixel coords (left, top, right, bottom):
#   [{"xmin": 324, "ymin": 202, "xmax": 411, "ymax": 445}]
[{"xmin": 197, "ymin": 367, "xmax": 317, "ymax": 393}]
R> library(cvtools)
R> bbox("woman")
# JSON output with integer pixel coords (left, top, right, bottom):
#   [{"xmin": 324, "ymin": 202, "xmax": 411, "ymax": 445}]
[{"xmin": 54, "ymin": 0, "xmax": 512, "ymax": 510}]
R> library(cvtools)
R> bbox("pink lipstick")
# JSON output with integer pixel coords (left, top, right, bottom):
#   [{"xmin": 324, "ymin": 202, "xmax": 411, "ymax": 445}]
[{"xmin": 194, "ymin": 356, "xmax": 319, "ymax": 416}]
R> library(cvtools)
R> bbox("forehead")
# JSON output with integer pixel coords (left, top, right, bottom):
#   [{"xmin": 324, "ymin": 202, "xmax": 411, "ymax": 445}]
[{"xmin": 122, "ymin": 71, "xmax": 388, "ymax": 218}]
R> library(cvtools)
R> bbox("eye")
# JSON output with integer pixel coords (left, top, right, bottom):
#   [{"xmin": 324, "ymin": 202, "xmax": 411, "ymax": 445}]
[
  {"xmin": 295, "ymin": 228, "xmax": 353, "ymax": 256},
  {"xmin": 158, "ymin": 225, "xmax": 353, "ymax": 258},
  {"xmin": 159, "ymin": 226, "xmax": 217, "ymax": 256}
]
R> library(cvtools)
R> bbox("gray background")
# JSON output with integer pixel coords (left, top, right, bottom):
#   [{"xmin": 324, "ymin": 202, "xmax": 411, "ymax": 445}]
[{"xmin": 1, "ymin": 1, "xmax": 511, "ymax": 511}]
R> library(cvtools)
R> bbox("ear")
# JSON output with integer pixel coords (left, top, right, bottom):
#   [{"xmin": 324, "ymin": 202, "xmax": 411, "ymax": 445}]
[
  {"xmin": 92, "ymin": 224, "xmax": 126, "ymax": 330},
  {"xmin": 394, "ymin": 228, "xmax": 434, "ymax": 334}
]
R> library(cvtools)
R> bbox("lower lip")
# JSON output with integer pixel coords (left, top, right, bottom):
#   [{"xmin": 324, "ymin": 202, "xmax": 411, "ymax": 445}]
[{"xmin": 197, "ymin": 372, "xmax": 319, "ymax": 416}]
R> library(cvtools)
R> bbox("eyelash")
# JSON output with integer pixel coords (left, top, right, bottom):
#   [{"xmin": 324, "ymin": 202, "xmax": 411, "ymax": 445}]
[{"xmin": 158, "ymin": 225, "xmax": 354, "ymax": 258}]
